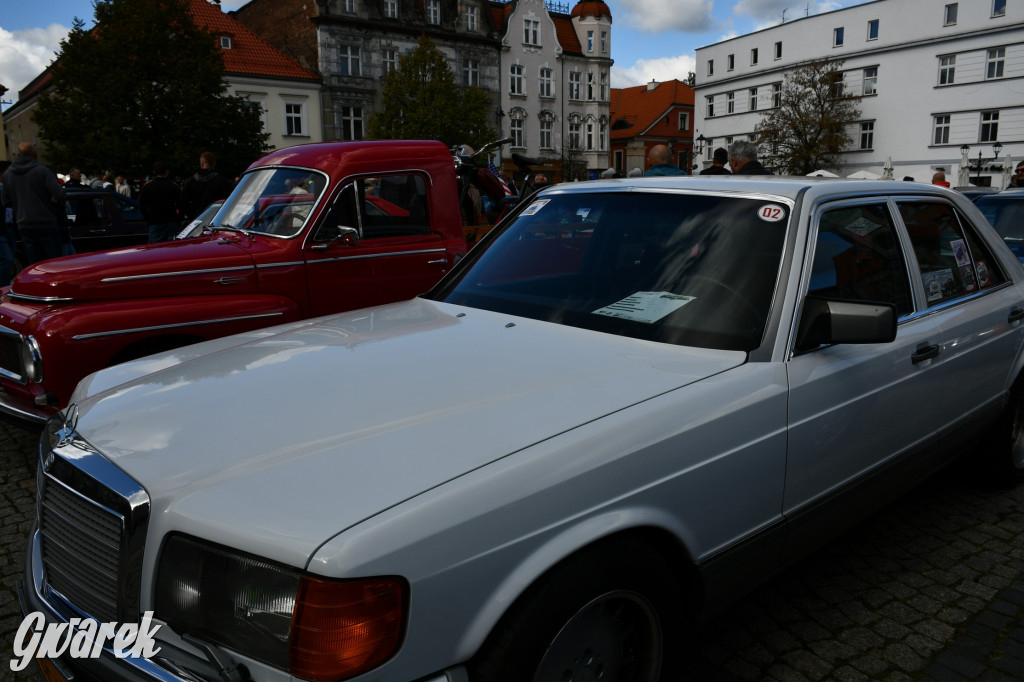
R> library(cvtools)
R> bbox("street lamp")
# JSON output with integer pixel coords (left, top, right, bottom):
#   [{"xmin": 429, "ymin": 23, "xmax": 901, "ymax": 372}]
[
  {"xmin": 960, "ymin": 141, "xmax": 1003, "ymax": 185},
  {"xmin": 691, "ymin": 134, "xmax": 707, "ymax": 171}
]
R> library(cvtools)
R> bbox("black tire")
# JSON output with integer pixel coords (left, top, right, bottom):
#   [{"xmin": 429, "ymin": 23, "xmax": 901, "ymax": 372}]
[
  {"xmin": 985, "ymin": 384, "xmax": 1024, "ymax": 485},
  {"xmin": 469, "ymin": 539, "xmax": 682, "ymax": 682}
]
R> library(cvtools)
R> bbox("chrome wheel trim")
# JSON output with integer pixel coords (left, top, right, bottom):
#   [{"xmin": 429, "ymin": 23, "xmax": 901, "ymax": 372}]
[{"xmin": 533, "ymin": 589, "xmax": 662, "ymax": 682}]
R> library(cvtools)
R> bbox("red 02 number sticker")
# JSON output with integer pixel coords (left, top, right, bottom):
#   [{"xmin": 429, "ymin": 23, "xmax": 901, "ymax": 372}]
[{"xmin": 758, "ymin": 204, "xmax": 786, "ymax": 222}]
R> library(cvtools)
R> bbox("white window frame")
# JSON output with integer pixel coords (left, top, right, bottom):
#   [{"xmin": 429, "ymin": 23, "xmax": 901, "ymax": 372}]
[
  {"xmin": 384, "ymin": 0, "xmax": 398, "ymax": 19},
  {"xmin": 510, "ymin": 117, "xmax": 525, "ymax": 148},
  {"xmin": 524, "ymin": 19, "xmax": 540, "ymax": 46},
  {"xmin": 863, "ymin": 67, "xmax": 877, "ymax": 96},
  {"xmin": 750, "ymin": 48, "xmax": 758, "ymax": 65},
  {"xmin": 383, "ymin": 49, "xmax": 398, "ymax": 74},
  {"xmin": 727, "ymin": 54, "xmax": 734, "ymax": 71},
  {"xmin": 600, "ymin": 31, "xmax": 607, "ymax": 52},
  {"xmin": 678, "ymin": 112, "xmax": 689, "ymax": 131},
  {"xmin": 980, "ymin": 111, "xmax": 999, "ymax": 143},
  {"xmin": 707, "ymin": 59, "xmax": 714, "ymax": 76},
  {"xmin": 539, "ymin": 116, "xmax": 553, "ymax": 149},
  {"xmin": 339, "ymin": 45, "xmax": 361, "ymax": 76},
  {"xmin": 466, "ymin": 5, "xmax": 478, "ymax": 31},
  {"xmin": 939, "ymin": 55, "xmax": 955, "ymax": 85},
  {"xmin": 774, "ymin": 41, "xmax": 782, "ymax": 60},
  {"xmin": 749, "ymin": 88, "xmax": 758, "ymax": 111},
  {"xmin": 510, "ymin": 64, "xmax": 524, "ymax": 96},
  {"xmin": 586, "ymin": 121, "xmax": 594, "ymax": 151},
  {"xmin": 833, "ymin": 27, "xmax": 844, "ymax": 47},
  {"xmin": 341, "ymin": 0, "xmax": 355, "ymax": 12},
  {"xmin": 426, "ymin": 0, "xmax": 441, "ymax": 25},
  {"xmin": 587, "ymin": 30, "xmax": 594, "ymax": 52},
  {"xmin": 284, "ymin": 100, "xmax": 307, "ymax": 137},
  {"xmin": 772, "ymin": 82, "xmax": 782, "ymax": 108},
  {"xmin": 986, "ymin": 48, "xmax": 1005, "ymax": 79},
  {"xmin": 992, "ymin": 0, "xmax": 1006, "ymax": 17},
  {"xmin": 587, "ymin": 73, "xmax": 595, "ymax": 101},
  {"xmin": 944, "ymin": 3, "xmax": 958, "ymax": 25},
  {"xmin": 600, "ymin": 72, "xmax": 608, "ymax": 101},
  {"xmin": 464, "ymin": 59, "xmax": 479, "ymax": 87},
  {"xmin": 569, "ymin": 71, "xmax": 581, "ymax": 100},
  {"xmin": 934, "ymin": 115, "xmax": 951, "ymax": 145},
  {"xmin": 568, "ymin": 118, "xmax": 582, "ymax": 149},
  {"xmin": 219, "ymin": 36, "xmax": 232, "ymax": 49},
  {"xmin": 859, "ymin": 121, "xmax": 874, "ymax": 150},
  {"xmin": 599, "ymin": 121, "xmax": 606, "ymax": 151},
  {"xmin": 727, "ymin": 92, "xmax": 735, "ymax": 114},
  {"xmin": 339, "ymin": 106, "xmax": 363, "ymax": 141},
  {"xmin": 539, "ymin": 68, "xmax": 553, "ymax": 98},
  {"xmin": 706, "ymin": 95, "xmax": 714, "ymax": 118},
  {"xmin": 867, "ymin": 19, "xmax": 879, "ymax": 40}
]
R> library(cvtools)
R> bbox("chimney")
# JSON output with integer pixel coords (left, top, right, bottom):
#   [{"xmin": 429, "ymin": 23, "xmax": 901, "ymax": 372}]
[{"xmin": 647, "ymin": 80, "xmax": 659, "ymax": 91}]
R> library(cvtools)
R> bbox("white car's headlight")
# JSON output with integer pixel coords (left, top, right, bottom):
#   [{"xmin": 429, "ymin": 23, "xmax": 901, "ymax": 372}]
[
  {"xmin": 20, "ymin": 335, "xmax": 43, "ymax": 383},
  {"xmin": 155, "ymin": 534, "xmax": 406, "ymax": 681}
]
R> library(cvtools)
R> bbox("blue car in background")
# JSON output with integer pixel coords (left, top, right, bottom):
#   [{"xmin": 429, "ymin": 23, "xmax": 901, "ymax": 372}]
[{"xmin": 976, "ymin": 188, "xmax": 1024, "ymax": 263}]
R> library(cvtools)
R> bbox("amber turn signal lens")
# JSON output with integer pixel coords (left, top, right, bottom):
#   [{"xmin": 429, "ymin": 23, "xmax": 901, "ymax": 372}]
[{"xmin": 290, "ymin": 575, "xmax": 407, "ymax": 681}]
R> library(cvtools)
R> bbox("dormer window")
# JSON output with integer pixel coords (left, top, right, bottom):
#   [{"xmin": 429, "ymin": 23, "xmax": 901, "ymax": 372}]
[{"xmin": 219, "ymin": 35, "xmax": 232, "ymax": 49}]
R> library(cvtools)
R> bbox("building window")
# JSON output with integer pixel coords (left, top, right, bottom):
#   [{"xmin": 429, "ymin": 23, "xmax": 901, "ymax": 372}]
[
  {"xmin": 587, "ymin": 73, "xmax": 595, "ymax": 100},
  {"xmin": 569, "ymin": 71, "xmax": 581, "ymax": 100},
  {"xmin": 749, "ymin": 88, "xmax": 758, "ymax": 111},
  {"xmin": 944, "ymin": 3, "xmax": 958, "ymax": 24},
  {"xmin": 339, "ymin": 106, "xmax": 363, "ymax": 140},
  {"xmin": 934, "ymin": 115, "xmax": 951, "ymax": 145},
  {"xmin": 568, "ymin": 119, "xmax": 581, "ymax": 148},
  {"xmin": 341, "ymin": 0, "xmax": 354, "ymax": 12},
  {"xmin": 600, "ymin": 72, "xmax": 608, "ymax": 100},
  {"xmin": 384, "ymin": 0, "xmax": 398, "ymax": 18},
  {"xmin": 586, "ymin": 121, "xmax": 594, "ymax": 150},
  {"xmin": 834, "ymin": 27, "xmax": 844, "ymax": 47},
  {"xmin": 986, "ymin": 48, "xmax": 1005, "ymax": 79},
  {"xmin": 524, "ymin": 19, "xmax": 540, "ymax": 45},
  {"xmin": 510, "ymin": 64, "xmax": 524, "ymax": 95},
  {"xmin": 859, "ymin": 122, "xmax": 874, "ymax": 150},
  {"xmin": 540, "ymin": 116, "xmax": 553, "ymax": 149},
  {"xmin": 707, "ymin": 59, "xmax": 714, "ymax": 76},
  {"xmin": 219, "ymin": 35, "xmax": 232, "ymax": 49},
  {"xmin": 774, "ymin": 41, "xmax": 782, "ymax": 59},
  {"xmin": 383, "ymin": 49, "xmax": 398, "ymax": 74},
  {"xmin": 241, "ymin": 95, "xmax": 267, "ymax": 132},
  {"xmin": 727, "ymin": 92, "xmax": 735, "ymax": 114},
  {"xmin": 466, "ymin": 5, "xmax": 478, "ymax": 30},
  {"xmin": 678, "ymin": 112, "xmax": 689, "ymax": 130},
  {"xmin": 539, "ymin": 68, "xmax": 553, "ymax": 97},
  {"xmin": 863, "ymin": 67, "xmax": 877, "ymax": 95},
  {"xmin": 614, "ymin": 150, "xmax": 623, "ymax": 172},
  {"xmin": 981, "ymin": 111, "xmax": 999, "ymax": 143},
  {"xmin": 600, "ymin": 121, "xmax": 606, "ymax": 151},
  {"xmin": 751, "ymin": 48, "xmax": 758, "ymax": 65},
  {"xmin": 600, "ymin": 31, "xmax": 607, "ymax": 52},
  {"xmin": 587, "ymin": 30, "xmax": 594, "ymax": 52},
  {"xmin": 939, "ymin": 55, "xmax": 955, "ymax": 85},
  {"xmin": 992, "ymin": 0, "xmax": 1006, "ymax": 17},
  {"xmin": 510, "ymin": 118, "xmax": 524, "ymax": 148},
  {"xmin": 464, "ymin": 59, "xmax": 479, "ymax": 87},
  {"xmin": 426, "ymin": 0, "xmax": 441, "ymax": 24},
  {"xmin": 727, "ymin": 54, "xmax": 735, "ymax": 71},
  {"xmin": 284, "ymin": 101, "xmax": 305, "ymax": 136},
  {"xmin": 339, "ymin": 45, "xmax": 360, "ymax": 76},
  {"xmin": 706, "ymin": 95, "xmax": 714, "ymax": 118},
  {"xmin": 772, "ymin": 82, "xmax": 782, "ymax": 108}
]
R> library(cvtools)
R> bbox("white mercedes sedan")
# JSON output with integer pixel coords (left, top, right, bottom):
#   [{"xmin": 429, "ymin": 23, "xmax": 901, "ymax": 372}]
[{"xmin": 22, "ymin": 177, "xmax": 1024, "ymax": 682}]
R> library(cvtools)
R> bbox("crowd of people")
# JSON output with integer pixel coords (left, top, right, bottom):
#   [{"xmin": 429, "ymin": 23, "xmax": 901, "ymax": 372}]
[{"xmin": 0, "ymin": 147, "xmax": 236, "ymax": 284}]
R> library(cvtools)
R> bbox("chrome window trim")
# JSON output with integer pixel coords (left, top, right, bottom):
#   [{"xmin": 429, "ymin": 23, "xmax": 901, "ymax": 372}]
[
  {"xmin": 101, "ymin": 265, "xmax": 253, "ymax": 283},
  {"xmin": 308, "ymin": 247, "xmax": 446, "ymax": 264},
  {"xmin": 8, "ymin": 292, "xmax": 74, "ymax": 303},
  {"xmin": 71, "ymin": 311, "xmax": 285, "ymax": 341}
]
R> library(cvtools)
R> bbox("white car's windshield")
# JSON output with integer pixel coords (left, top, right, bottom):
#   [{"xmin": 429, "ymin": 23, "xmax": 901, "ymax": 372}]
[
  {"xmin": 212, "ymin": 168, "xmax": 327, "ymax": 238},
  {"xmin": 431, "ymin": 191, "xmax": 790, "ymax": 352}
]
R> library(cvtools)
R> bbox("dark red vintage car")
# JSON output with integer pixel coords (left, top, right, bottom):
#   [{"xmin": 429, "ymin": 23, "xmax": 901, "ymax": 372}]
[{"xmin": 0, "ymin": 140, "xmax": 506, "ymax": 424}]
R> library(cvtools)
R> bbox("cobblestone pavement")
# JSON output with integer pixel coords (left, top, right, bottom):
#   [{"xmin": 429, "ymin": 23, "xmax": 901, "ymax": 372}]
[{"xmin": 2, "ymin": 419, "xmax": 1024, "ymax": 681}]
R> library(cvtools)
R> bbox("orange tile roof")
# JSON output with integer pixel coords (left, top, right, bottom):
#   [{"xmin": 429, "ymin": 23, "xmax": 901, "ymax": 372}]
[
  {"xmin": 188, "ymin": 0, "xmax": 318, "ymax": 81},
  {"xmin": 609, "ymin": 80, "xmax": 694, "ymax": 141},
  {"xmin": 552, "ymin": 14, "xmax": 582, "ymax": 55}
]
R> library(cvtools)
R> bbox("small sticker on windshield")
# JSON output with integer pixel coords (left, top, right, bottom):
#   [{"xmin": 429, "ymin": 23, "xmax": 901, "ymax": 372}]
[
  {"xmin": 521, "ymin": 199, "xmax": 550, "ymax": 216},
  {"xmin": 758, "ymin": 204, "xmax": 786, "ymax": 222},
  {"xmin": 593, "ymin": 292, "xmax": 695, "ymax": 324}
]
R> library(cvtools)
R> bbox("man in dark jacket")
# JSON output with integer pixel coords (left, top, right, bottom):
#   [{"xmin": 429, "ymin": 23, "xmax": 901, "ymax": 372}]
[
  {"xmin": 700, "ymin": 148, "xmax": 732, "ymax": 175},
  {"xmin": 181, "ymin": 151, "xmax": 234, "ymax": 221},
  {"xmin": 0, "ymin": 143, "xmax": 66, "ymax": 265},
  {"xmin": 728, "ymin": 140, "xmax": 772, "ymax": 175},
  {"xmin": 140, "ymin": 161, "xmax": 182, "ymax": 243}
]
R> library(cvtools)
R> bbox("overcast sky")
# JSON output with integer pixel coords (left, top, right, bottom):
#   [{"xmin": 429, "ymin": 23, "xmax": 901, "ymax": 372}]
[{"xmin": 1, "ymin": 0, "xmax": 870, "ymax": 111}]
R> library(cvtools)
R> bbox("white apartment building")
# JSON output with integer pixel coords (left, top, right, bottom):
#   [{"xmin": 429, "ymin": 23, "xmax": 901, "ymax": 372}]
[
  {"xmin": 500, "ymin": 0, "xmax": 613, "ymax": 177},
  {"xmin": 694, "ymin": 0, "xmax": 1022, "ymax": 186}
]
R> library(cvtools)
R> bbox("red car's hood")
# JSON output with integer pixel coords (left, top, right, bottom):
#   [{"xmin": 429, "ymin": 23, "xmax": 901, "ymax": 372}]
[{"xmin": 11, "ymin": 237, "xmax": 257, "ymax": 301}]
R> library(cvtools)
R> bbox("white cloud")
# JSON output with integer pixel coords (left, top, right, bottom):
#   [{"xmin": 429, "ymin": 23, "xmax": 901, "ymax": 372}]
[
  {"xmin": 612, "ymin": 54, "xmax": 696, "ymax": 89},
  {"xmin": 0, "ymin": 25, "xmax": 68, "ymax": 107},
  {"xmin": 616, "ymin": 0, "xmax": 715, "ymax": 33}
]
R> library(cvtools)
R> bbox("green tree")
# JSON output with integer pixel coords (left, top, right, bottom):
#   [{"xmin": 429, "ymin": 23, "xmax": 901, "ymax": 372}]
[
  {"xmin": 34, "ymin": 0, "xmax": 269, "ymax": 180},
  {"xmin": 368, "ymin": 35, "xmax": 496, "ymax": 149},
  {"xmin": 754, "ymin": 58, "xmax": 861, "ymax": 175}
]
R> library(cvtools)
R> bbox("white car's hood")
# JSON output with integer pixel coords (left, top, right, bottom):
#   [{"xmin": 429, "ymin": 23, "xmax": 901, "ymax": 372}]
[{"xmin": 72, "ymin": 299, "xmax": 745, "ymax": 568}]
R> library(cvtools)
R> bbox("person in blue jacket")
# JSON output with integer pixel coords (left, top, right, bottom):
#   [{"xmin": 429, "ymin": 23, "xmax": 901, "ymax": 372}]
[{"xmin": 644, "ymin": 145, "xmax": 687, "ymax": 176}]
